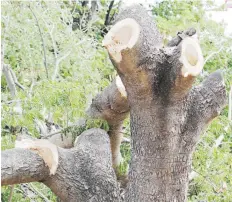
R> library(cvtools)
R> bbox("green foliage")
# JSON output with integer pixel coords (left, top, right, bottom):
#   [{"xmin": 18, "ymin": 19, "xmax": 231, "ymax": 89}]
[{"xmin": 1, "ymin": 1, "xmax": 114, "ymax": 137}]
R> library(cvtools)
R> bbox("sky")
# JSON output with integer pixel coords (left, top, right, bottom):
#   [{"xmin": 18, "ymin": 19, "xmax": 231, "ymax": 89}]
[{"xmin": 122, "ymin": 0, "xmax": 232, "ymax": 37}]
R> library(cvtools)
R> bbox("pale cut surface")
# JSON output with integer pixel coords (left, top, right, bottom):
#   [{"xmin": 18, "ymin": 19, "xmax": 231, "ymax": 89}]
[
  {"xmin": 15, "ymin": 139, "xmax": 58, "ymax": 175},
  {"xmin": 102, "ymin": 18, "xmax": 140, "ymax": 62},
  {"xmin": 116, "ymin": 75, "xmax": 127, "ymax": 97},
  {"xmin": 180, "ymin": 37, "xmax": 204, "ymax": 77}
]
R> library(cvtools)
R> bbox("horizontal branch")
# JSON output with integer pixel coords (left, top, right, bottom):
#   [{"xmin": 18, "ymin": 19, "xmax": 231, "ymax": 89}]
[
  {"xmin": 2, "ymin": 129, "xmax": 120, "ymax": 202},
  {"xmin": 2, "ymin": 148, "xmax": 50, "ymax": 185}
]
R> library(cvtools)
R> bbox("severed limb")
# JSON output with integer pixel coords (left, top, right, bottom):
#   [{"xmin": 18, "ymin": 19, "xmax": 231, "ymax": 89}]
[
  {"xmin": 2, "ymin": 129, "xmax": 120, "ymax": 202},
  {"xmin": 87, "ymin": 76, "xmax": 129, "ymax": 168},
  {"xmin": 15, "ymin": 139, "xmax": 58, "ymax": 175},
  {"xmin": 187, "ymin": 70, "xmax": 227, "ymax": 127},
  {"xmin": 167, "ymin": 27, "xmax": 197, "ymax": 47}
]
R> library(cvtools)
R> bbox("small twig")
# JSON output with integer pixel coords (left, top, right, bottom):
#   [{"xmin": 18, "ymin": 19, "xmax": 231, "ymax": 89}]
[
  {"xmin": 29, "ymin": 5, "xmax": 48, "ymax": 79},
  {"xmin": 49, "ymin": 23, "xmax": 58, "ymax": 59},
  {"xmin": 29, "ymin": 183, "xmax": 50, "ymax": 202},
  {"xmin": 34, "ymin": 118, "xmax": 48, "ymax": 136},
  {"xmin": 71, "ymin": 0, "xmax": 78, "ymax": 16},
  {"xmin": 45, "ymin": 130, "xmax": 62, "ymax": 138},
  {"xmin": 214, "ymin": 134, "xmax": 224, "ymax": 148},
  {"xmin": 15, "ymin": 82, "xmax": 25, "ymax": 91},
  {"xmin": 122, "ymin": 136, "xmax": 130, "ymax": 143},
  {"xmin": 8, "ymin": 185, "xmax": 14, "ymax": 202},
  {"xmin": 229, "ymin": 86, "xmax": 232, "ymax": 120},
  {"xmin": 2, "ymin": 64, "xmax": 17, "ymax": 97},
  {"xmin": 9, "ymin": 67, "xmax": 26, "ymax": 91},
  {"xmin": 191, "ymin": 169, "xmax": 217, "ymax": 190},
  {"xmin": 2, "ymin": 99, "xmax": 22, "ymax": 104},
  {"xmin": 57, "ymin": 51, "xmax": 71, "ymax": 64},
  {"xmin": 104, "ymin": 1, "xmax": 115, "ymax": 26},
  {"xmin": 51, "ymin": 39, "xmax": 85, "ymax": 81},
  {"xmin": 28, "ymin": 81, "xmax": 35, "ymax": 99},
  {"xmin": 204, "ymin": 47, "xmax": 224, "ymax": 66},
  {"xmin": 52, "ymin": 51, "xmax": 71, "ymax": 80}
]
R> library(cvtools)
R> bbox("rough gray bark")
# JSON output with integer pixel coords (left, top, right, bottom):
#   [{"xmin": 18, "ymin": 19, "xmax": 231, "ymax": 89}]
[
  {"xmin": 2, "ymin": 148, "xmax": 50, "ymax": 185},
  {"xmin": 2, "ymin": 129, "xmax": 120, "ymax": 202},
  {"xmin": 87, "ymin": 77, "xmax": 129, "ymax": 168},
  {"xmin": 103, "ymin": 5, "xmax": 227, "ymax": 202}
]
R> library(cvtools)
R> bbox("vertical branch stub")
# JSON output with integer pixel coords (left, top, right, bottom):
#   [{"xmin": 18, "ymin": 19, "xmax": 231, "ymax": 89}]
[
  {"xmin": 180, "ymin": 37, "xmax": 204, "ymax": 77},
  {"xmin": 102, "ymin": 18, "xmax": 140, "ymax": 63}
]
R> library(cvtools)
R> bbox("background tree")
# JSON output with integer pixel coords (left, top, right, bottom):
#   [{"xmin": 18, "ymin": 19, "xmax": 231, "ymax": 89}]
[{"xmin": 1, "ymin": 1, "xmax": 231, "ymax": 201}]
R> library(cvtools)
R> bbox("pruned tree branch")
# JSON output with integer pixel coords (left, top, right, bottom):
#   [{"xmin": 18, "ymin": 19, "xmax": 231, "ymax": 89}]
[
  {"xmin": 2, "ymin": 129, "xmax": 120, "ymax": 202},
  {"xmin": 2, "ymin": 148, "xmax": 50, "ymax": 185},
  {"xmin": 188, "ymin": 70, "xmax": 227, "ymax": 126},
  {"xmin": 87, "ymin": 76, "xmax": 129, "ymax": 168}
]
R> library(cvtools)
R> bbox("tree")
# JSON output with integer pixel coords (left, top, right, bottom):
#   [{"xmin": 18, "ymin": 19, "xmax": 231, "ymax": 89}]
[{"xmin": 1, "ymin": 4, "xmax": 227, "ymax": 202}]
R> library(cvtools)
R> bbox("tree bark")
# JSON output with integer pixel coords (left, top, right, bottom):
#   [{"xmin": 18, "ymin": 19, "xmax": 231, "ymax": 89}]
[
  {"xmin": 87, "ymin": 76, "xmax": 129, "ymax": 168},
  {"xmin": 103, "ymin": 5, "xmax": 227, "ymax": 202},
  {"xmin": 2, "ymin": 148, "xmax": 50, "ymax": 185},
  {"xmin": 2, "ymin": 129, "xmax": 120, "ymax": 202}
]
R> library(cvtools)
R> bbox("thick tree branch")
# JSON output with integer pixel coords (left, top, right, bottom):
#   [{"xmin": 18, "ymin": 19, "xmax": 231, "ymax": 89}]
[
  {"xmin": 2, "ymin": 148, "xmax": 50, "ymax": 185},
  {"xmin": 87, "ymin": 76, "xmax": 129, "ymax": 168},
  {"xmin": 2, "ymin": 129, "xmax": 120, "ymax": 202},
  {"xmin": 188, "ymin": 70, "xmax": 227, "ymax": 125},
  {"xmin": 2, "ymin": 4, "xmax": 227, "ymax": 202},
  {"xmin": 103, "ymin": 5, "xmax": 203, "ymax": 102}
]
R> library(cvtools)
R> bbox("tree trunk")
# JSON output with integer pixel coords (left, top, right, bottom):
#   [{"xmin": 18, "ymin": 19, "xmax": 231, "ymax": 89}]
[
  {"xmin": 103, "ymin": 5, "xmax": 226, "ymax": 201},
  {"xmin": 1, "ymin": 4, "xmax": 227, "ymax": 202}
]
